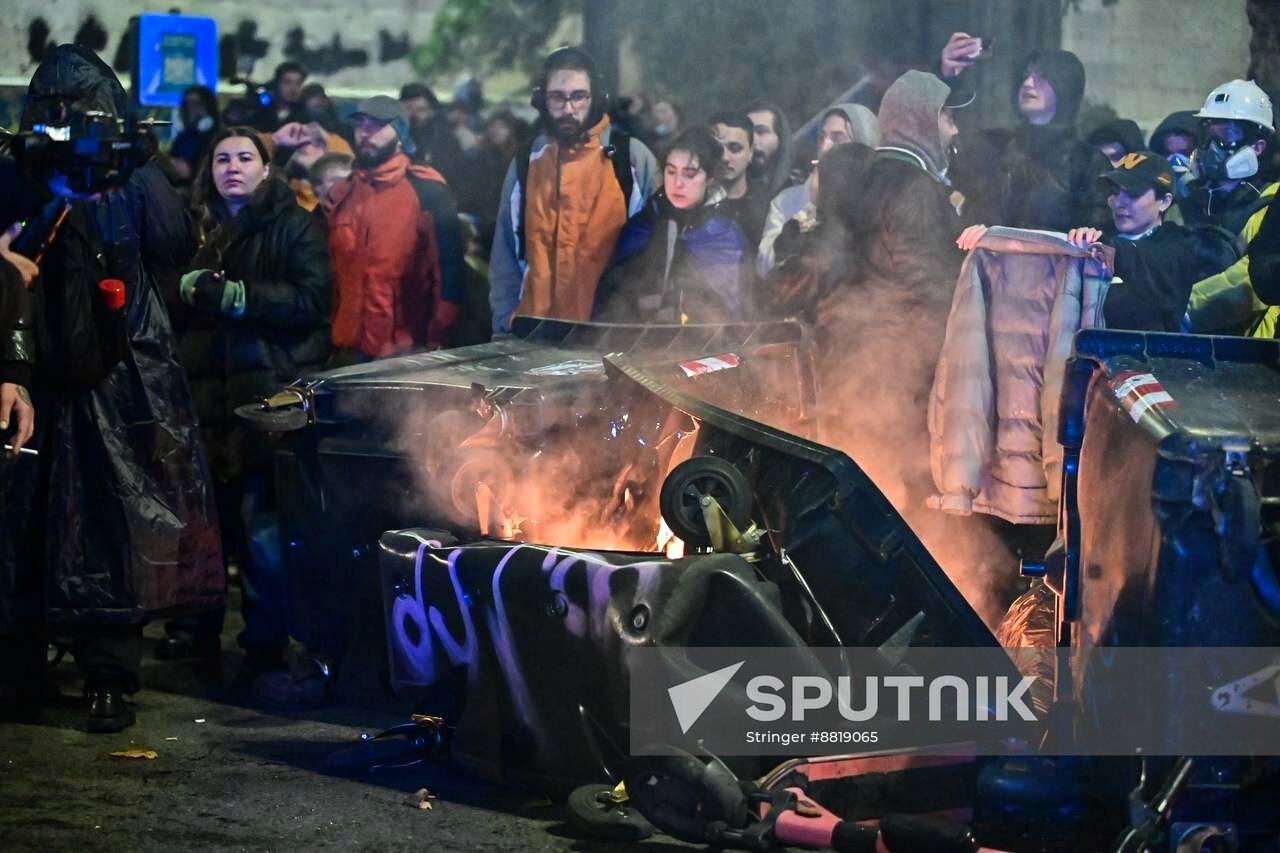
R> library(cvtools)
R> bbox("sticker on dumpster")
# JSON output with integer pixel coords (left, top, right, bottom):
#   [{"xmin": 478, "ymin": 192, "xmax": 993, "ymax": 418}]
[
  {"xmin": 679, "ymin": 353, "xmax": 741, "ymax": 378},
  {"xmin": 1111, "ymin": 371, "xmax": 1177, "ymax": 423}
]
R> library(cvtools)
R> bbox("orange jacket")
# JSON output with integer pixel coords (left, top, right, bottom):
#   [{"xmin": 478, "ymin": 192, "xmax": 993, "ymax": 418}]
[
  {"xmin": 327, "ymin": 153, "xmax": 463, "ymax": 357},
  {"xmin": 515, "ymin": 116, "xmax": 630, "ymax": 322}
]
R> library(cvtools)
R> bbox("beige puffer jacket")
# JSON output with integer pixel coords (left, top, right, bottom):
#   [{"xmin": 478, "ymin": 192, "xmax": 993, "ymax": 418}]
[{"xmin": 928, "ymin": 227, "xmax": 1109, "ymax": 524}]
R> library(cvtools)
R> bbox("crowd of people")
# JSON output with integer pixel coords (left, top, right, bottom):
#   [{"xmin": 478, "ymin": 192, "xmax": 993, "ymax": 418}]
[{"xmin": 2, "ymin": 30, "xmax": 1280, "ymax": 733}]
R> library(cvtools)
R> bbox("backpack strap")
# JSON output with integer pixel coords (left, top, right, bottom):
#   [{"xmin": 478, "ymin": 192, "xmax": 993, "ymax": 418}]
[
  {"xmin": 514, "ymin": 140, "xmax": 534, "ymax": 263},
  {"xmin": 608, "ymin": 130, "xmax": 634, "ymax": 213},
  {"xmin": 513, "ymin": 131, "xmax": 633, "ymax": 263}
]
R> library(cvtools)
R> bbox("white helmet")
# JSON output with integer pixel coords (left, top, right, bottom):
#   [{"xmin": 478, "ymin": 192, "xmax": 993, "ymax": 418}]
[{"xmin": 1195, "ymin": 79, "xmax": 1274, "ymax": 133}]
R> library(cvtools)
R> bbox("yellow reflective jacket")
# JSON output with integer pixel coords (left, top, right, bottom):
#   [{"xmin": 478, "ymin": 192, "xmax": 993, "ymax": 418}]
[{"xmin": 1186, "ymin": 182, "xmax": 1279, "ymax": 336}]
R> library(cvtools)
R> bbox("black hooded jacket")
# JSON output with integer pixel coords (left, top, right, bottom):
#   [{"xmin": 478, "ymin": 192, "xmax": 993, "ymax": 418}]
[
  {"xmin": 1086, "ymin": 119, "xmax": 1144, "ymax": 158},
  {"xmin": 1149, "ymin": 111, "xmax": 1199, "ymax": 155},
  {"xmin": 0, "ymin": 46, "xmax": 221, "ymax": 629},
  {"xmin": 177, "ymin": 177, "xmax": 331, "ymax": 481},
  {"xmin": 989, "ymin": 50, "xmax": 1111, "ymax": 232}
]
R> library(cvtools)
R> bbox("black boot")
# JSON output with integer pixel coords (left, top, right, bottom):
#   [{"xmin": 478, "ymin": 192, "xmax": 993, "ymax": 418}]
[{"xmin": 85, "ymin": 687, "xmax": 136, "ymax": 733}]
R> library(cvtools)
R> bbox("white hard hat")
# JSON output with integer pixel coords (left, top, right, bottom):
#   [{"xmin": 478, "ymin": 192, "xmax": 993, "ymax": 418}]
[{"xmin": 1195, "ymin": 79, "xmax": 1274, "ymax": 133}]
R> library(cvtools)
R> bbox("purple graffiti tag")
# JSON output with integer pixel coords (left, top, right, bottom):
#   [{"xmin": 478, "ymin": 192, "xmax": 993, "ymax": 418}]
[
  {"xmin": 487, "ymin": 544, "xmax": 546, "ymax": 738},
  {"xmin": 543, "ymin": 548, "xmax": 667, "ymax": 641},
  {"xmin": 391, "ymin": 540, "xmax": 476, "ymax": 685}
]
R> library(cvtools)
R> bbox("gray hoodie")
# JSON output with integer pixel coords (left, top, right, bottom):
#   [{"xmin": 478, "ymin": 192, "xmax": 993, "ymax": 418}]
[
  {"xmin": 828, "ymin": 103, "xmax": 881, "ymax": 148},
  {"xmin": 876, "ymin": 70, "xmax": 951, "ymax": 181}
]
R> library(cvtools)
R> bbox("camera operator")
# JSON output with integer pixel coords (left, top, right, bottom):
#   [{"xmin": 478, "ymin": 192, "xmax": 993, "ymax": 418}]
[{"xmin": 0, "ymin": 45, "xmax": 222, "ymax": 732}]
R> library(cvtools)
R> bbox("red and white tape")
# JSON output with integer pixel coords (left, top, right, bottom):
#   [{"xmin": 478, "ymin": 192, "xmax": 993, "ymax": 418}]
[
  {"xmin": 679, "ymin": 352, "xmax": 741, "ymax": 378},
  {"xmin": 1110, "ymin": 370, "xmax": 1176, "ymax": 423}
]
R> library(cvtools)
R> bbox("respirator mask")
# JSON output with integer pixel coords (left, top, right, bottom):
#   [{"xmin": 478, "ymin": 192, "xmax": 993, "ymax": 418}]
[{"xmin": 1191, "ymin": 135, "xmax": 1260, "ymax": 182}]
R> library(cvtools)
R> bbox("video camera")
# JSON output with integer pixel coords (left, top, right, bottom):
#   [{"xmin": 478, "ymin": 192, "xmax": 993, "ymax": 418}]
[
  {"xmin": 3, "ymin": 109, "xmax": 166, "ymax": 196},
  {"xmin": 222, "ymin": 76, "xmax": 277, "ymax": 130}
]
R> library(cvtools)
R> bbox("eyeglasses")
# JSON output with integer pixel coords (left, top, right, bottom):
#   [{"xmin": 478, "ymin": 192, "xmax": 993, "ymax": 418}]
[{"xmin": 546, "ymin": 90, "xmax": 591, "ymax": 109}]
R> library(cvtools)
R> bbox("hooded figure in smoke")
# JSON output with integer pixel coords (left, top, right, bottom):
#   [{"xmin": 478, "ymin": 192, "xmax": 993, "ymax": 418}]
[
  {"xmin": 0, "ymin": 46, "xmax": 222, "ymax": 731},
  {"xmin": 822, "ymin": 69, "xmax": 963, "ymax": 490},
  {"xmin": 814, "ymin": 70, "xmax": 1018, "ymax": 624},
  {"xmin": 849, "ymin": 70, "xmax": 964, "ymax": 298}
]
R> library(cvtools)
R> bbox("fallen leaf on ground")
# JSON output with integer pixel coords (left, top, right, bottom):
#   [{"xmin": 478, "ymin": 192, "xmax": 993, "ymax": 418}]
[
  {"xmin": 108, "ymin": 749, "xmax": 158, "ymax": 760},
  {"xmin": 403, "ymin": 788, "xmax": 437, "ymax": 810}
]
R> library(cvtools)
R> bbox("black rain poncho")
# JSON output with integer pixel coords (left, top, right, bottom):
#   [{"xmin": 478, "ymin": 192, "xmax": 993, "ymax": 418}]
[{"xmin": 0, "ymin": 45, "xmax": 222, "ymax": 628}]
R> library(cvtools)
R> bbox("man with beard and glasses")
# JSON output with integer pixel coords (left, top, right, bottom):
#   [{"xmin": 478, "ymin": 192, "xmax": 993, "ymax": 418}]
[
  {"xmin": 488, "ymin": 46, "xmax": 657, "ymax": 334},
  {"xmin": 326, "ymin": 96, "xmax": 466, "ymax": 362}
]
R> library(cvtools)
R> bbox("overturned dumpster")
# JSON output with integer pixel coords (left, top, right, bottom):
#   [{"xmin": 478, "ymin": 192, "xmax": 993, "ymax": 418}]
[{"xmin": 242, "ymin": 322, "xmax": 1280, "ymax": 851}]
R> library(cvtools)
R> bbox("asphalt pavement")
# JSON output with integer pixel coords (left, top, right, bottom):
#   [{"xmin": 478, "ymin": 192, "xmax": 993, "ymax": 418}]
[{"xmin": 0, "ymin": 596, "xmax": 694, "ymax": 853}]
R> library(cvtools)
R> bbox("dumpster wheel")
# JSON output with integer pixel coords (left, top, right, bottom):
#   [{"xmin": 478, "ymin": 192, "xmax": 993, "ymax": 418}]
[{"xmin": 659, "ymin": 456, "xmax": 752, "ymax": 548}]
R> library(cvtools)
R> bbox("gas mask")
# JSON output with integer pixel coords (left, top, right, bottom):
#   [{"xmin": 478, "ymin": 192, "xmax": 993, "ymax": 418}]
[{"xmin": 1191, "ymin": 136, "xmax": 1259, "ymax": 182}]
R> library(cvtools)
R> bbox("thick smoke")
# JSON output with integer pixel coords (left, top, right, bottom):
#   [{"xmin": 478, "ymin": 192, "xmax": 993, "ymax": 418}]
[
  {"xmin": 812, "ymin": 275, "xmax": 1020, "ymax": 629},
  {"xmin": 381, "ymin": 284, "xmax": 1019, "ymax": 629}
]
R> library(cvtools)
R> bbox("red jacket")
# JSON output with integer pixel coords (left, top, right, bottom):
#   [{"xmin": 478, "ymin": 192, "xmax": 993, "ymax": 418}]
[{"xmin": 327, "ymin": 152, "xmax": 464, "ymax": 357}]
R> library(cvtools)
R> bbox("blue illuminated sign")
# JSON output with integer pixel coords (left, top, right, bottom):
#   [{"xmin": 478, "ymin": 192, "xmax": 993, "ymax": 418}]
[{"xmin": 137, "ymin": 14, "xmax": 218, "ymax": 106}]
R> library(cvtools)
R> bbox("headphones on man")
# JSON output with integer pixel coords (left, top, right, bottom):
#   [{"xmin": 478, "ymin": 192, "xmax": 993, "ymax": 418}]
[{"xmin": 530, "ymin": 45, "xmax": 610, "ymax": 128}]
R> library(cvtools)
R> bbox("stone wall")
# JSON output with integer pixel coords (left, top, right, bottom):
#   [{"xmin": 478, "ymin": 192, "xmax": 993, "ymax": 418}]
[
  {"xmin": 1062, "ymin": 0, "xmax": 1252, "ymax": 139},
  {"xmin": 1, "ymin": 0, "xmax": 445, "ymax": 94}
]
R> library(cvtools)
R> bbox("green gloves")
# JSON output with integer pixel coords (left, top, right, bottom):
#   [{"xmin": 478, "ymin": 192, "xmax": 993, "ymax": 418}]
[{"xmin": 180, "ymin": 269, "xmax": 246, "ymax": 318}]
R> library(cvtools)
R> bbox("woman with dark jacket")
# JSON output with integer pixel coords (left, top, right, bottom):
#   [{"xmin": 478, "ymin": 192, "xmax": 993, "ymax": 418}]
[
  {"xmin": 595, "ymin": 127, "xmax": 753, "ymax": 324},
  {"xmin": 164, "ymin": 127, "xmax": 331, "ymax": 668},
  {"xmin": 1064, "ymin": 152, "xmax": 1237, "ymax": 332},
  {"xmin": 942, "ymin": 43, "xmax": 1111, "ymax": 232}
]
